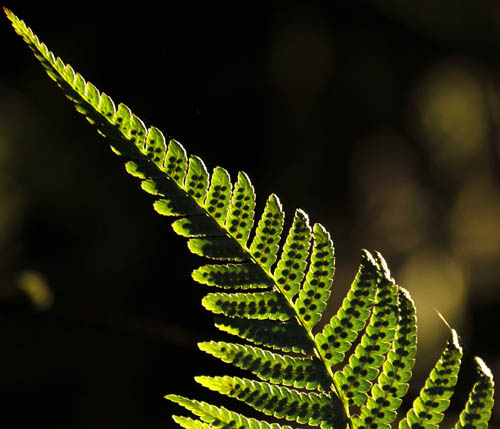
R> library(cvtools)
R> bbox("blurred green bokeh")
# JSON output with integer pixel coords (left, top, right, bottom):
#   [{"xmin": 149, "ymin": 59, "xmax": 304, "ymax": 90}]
[{"xmin": 1, "ymin": 2, "xmax": 499, "ymax": 428}]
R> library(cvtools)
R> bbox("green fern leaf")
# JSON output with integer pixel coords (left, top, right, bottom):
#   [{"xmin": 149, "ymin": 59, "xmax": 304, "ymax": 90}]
[
  {"xmin": 145, "ymin": 126, "xmax": 168, "ymax": 166},
  {"xmin": 273, "ymin": 209, "xmax": 312, "ymax": 299},
  {"xmin": 198, "ymin": 341, "xmax": 329, "ymax": 390},
  {"xmin": 187, "ymin": 237, "xmax": 248, "ymax": 261},
  {"xmin": 315, "ymin": 250, "xmax": 379, "ymax": 369},
  {"xmin": 205, "ymin": 167, "xmax": 232, "ymax": 225},
  {"xmin": 172, "ymin": 415, "xmax": 212, "ymax": 429},
  {"xmin": 164, "ymin": 139, "xmax": 189, "ymax": 186},
  {"xmin": 226, "ymin": 171, "xmax": 256, "ymax": 246},
  {"xmin": 184, "ymin": 156, "xmax": 210, "ymax": 205},
  {"xmin": 249, "ymin": 194, "xmax": 285, "ymax": 271},
  {"xmin": 454, "ymin": 357, "xmax": 495, "ymax": 429},
  {"xmin": 399, "ymin": 329, "xmax": 463, "ymax": 429},
  {"xmin": 214, "ymin": 318, "xmax": 315, "ymax": 355},
  {"xmin": 202, "ymin": 292, "xmax": 293, "ymax": 321},
  {"xmin": 171, "ymin": 216, "xmax": 226, "ymax": 238},
  {"xmin": 192, "ymin": 263, "xmax": 274, "ymax": 289},
  {"xmin": 351, "ymin": 287, "xmax": 417, "ymax": 428},
  {"xmin": 294, "ymin": 223, "xmax": 335, "ymax": 331},
  {"xmin": 154, "ymin": 196, "xmax": 203, "ymax": 217},
  {"xmin": 6, "ymin": 9, "xmax": 495, "ymax": 429},
  {"xmin": 195, "ymin": 376, "xmax": 347, "ymax": 428},
  {"xmin": 334, "ymin": 253, "xmax": 399, "ymax": 407},
  {"xmin": 167, "ymin": 395, "xmax": 295, "ymax": 429}
]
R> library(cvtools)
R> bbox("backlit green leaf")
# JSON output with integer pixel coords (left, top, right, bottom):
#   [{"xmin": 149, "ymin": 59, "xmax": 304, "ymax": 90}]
[
  {"xmin": 226, "ymin": 171, "xmax": 255, "ymax": 246},
  {"xmin": 352, "ymin": 287, "xmax": 417, "ymax": 428},
  {"xmin": 164, "ymin": 139, "xmax": 188, "ymax": 186},
  {"xmin": 294, "ymin": 223, "xmax": 334, "ymax": 331},
  {"xmin": 195, "ymin": 376, "xmax": 346, "ymax": 428},
  {"xmin": 184, "ymin": 156, "xmax": 209, "ymax": 205},
  {"xmin": 166, "ymin": 395, "xmax": 295, "ymax": 429},
  {"xmin": 399, "ymin": 330, "xmax": 463, "ymax": 429},
  {"xmin": 214, "ymin": 317, "xmax": 314, "ymax": 355},
  {"xmin": 249, "ymin": 194, "xmax": 284, "ymax": 271},
  {"xmin": 188, "ymin": 237, "xmax": 247, "ymax": 261},
  {"xmin": 172, "ymin": 216, "xmax": 225, "ymax": 238},
  {"xmin": 454, "ymin": 357, "xmax": 495, "ymax": 429},
  {"xmin": 273, "ymin": 209, "xmax": 311, "ymax": 300},
  {"xmin": 315, "ymin": 250, "xmax": 378, "ymax": 369},
  {"xmin": 199, "ymin": 341, "xmax": 329, "ymax": 390},
  {"xmin": 6, "ymin": 9, "xmax": 494, "ymax": 429},
  {"xmin": 334, "ymin": 255, "xmax": 398, "ymax": 407},
  {"xmin": 205, "ymin": 167, "xmax": 232, "ymax": 226},
  {"xmin": 192, "ymin": 263, "xmax": 273, "ymax": 289},
  {"xmin": 202, "ymin": 291, "xmax": 292, "ymax": 321}
]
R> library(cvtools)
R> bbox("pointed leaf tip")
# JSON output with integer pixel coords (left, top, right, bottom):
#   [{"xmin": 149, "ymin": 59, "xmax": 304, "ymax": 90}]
[
  {"xmin": 475, "ymin": 356, "xmax": 493, "ymax": 380},
  {"xmin": 449, "ymin": 328, "xmax": 462, "ymax": 352}
]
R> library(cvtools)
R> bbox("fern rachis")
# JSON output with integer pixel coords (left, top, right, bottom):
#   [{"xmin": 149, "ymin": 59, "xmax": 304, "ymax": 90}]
[{"xmin": 4, "ymin": 8, "xmax": 495, "ymax": 428}]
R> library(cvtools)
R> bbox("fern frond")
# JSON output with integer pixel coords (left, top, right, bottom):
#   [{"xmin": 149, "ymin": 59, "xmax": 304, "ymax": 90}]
[
  {"xmin": 187, "ymin": 237, "xmax": 248, "ymax": 261},
  {"xmin": 202, "ymin": 291, "xmax": 293, "ymax": 321},
  {"xmin": 167, "ymin": 395, "xmax": 295, "ymax": 429},
  {"xmin": 294, "ymin": 223, "xmax": 335, "ymax": 330},
  {"xmin": 198, "ymin": 341, "xmax": 329, "ymax": 390},
  {"xmin": 5, "ymin": 8, "xmax": 495, "ymax": 429},
  {"xmin": 399, "ymin": 329, "xmax": 463, "ymax": 428},
  {"xmin": 454, "ymin": 356, "xmax": 495, "ymax": 429},
  {"xmin": 172, "ymin": 415, "xmax": 212, "ymax": 429},
  {"xmin": 226, "ymin": 171, "xmax": 256, "ymax": 246},
  {"xmin": 248, "ymin": 194, "xmax": 285, "ymax": 271},
  {"xmin": 333, "ymin": 253, "xmax": 399, "ymax": 407},
  {"xmin": 214, "ymin": 318, "xmax": 315, "ymax": 355},
  {"xmin": 195, "ymin": 376, "xmax": 346, "ymax": 428},
  {"xmin": 315, "ymin": 250, "xmax": 379, "ymax": 369},
  {"xmin": 351, "ymin": 287, "xmax": 417, "ymax": 428},
  {"xmin": 273, "ymin": 209, "xmax": 312, "ymax": 299},
  {"xmin": 192, "ymin": 263, "xmax": 274, "ymax": 289}
]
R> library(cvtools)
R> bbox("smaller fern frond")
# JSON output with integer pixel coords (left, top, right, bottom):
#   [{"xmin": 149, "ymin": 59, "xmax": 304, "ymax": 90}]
[
  {"xmin": 183, "ymin": 155, "xmax": 210, "ymax": 205},
  {"xmin": 167, "ymin": 395, "xmax": 295, "ymax": 429},
  {"xmin": 171, "ymin": 215, "xmax": 225, "ymax": 238},
  {"xmin": 454, "ymin": 356, "xmax": 495, "ymax": 429},
  {"xmin": 315, "ymin": 250, "xmax": 379, "ymax": 370},
  {"xmin": 294, "ymin": 223, "xmax": 335, "ymax": 331},
  {"xmin": 333, "ymin": 254, "xmax": 399, "ymax": 407},
  {"xmin": 195, "ymin": 376, "xmax": 346, "ymax": 428},
  {"xmin": 226, "ymin": 171, "xmax": 256, "ymax": 246},
  {"xmin": 398, "ymin": 329, "xmax": 463, "ymax": 428},
  {"xmin": 273, "ymin": 209, "xmax": 312, "ymax": 300},
  {"xmin": 204, "ymin": 167, "xmax": 232, "ymax": 226},
  {"xmin": 248, "ymin": 194, "xmax": 285, "ymax": 271},
  {"xmin": 172, "ymin": 415, "xmax": 212, "ymax": 429},
  {"xmin": 351, "ymin": 287, "xmax": 417, "ymax": 428},
  {"xmin": 192, "ymin": 263, "xmax": 274, "ymax": 289},
  {"xmin": 198, "ymin": 341, "xmax": 329, "ymax": 390},
  {"xmin": 214, "ymin": 317, "xmax": 315, "ymax": 355},
  {"xmin": 187, "ymin": 237, "xmax": 248, "ymax": 261},
  {"xmin": 202, "ymin": 291, "xmax": 293, "ymax": 321}
]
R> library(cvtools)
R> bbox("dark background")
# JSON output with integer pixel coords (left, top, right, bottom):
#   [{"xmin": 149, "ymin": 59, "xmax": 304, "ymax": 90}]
[{"xmin": 1, "ymin": 2, "xmax": 499, "ymax": 428}]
